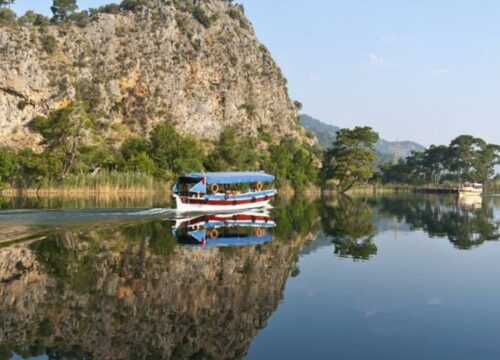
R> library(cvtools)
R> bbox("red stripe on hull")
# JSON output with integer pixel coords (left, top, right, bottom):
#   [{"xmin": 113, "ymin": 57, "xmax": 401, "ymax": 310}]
[
  {"xmin": 182, "ymin": 213, "xmax": 272, "ymax": 227},
  {"xmin": 180, "ymin": 195, "xmax": 275, "ymax": 206}
]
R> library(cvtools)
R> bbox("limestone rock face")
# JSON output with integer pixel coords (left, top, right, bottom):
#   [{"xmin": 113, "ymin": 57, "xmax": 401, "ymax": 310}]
[{"xmin": 0, "ymin": 0, "xmax": 308, "ymax": 149}]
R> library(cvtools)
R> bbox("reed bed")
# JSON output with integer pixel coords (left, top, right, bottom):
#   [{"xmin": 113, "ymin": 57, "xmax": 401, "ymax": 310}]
[{"xmin": 1, "ymin": 171, "xmax": 171, "ymax": 197}]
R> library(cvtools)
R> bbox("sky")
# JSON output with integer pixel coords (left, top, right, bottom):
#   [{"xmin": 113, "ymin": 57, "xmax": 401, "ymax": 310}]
[{"xmin": 11, "ymin": 0, "xmax": 500, "ymax": 146}]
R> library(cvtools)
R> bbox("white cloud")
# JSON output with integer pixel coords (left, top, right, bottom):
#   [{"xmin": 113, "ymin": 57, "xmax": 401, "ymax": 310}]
[
  {"xmin": 379, "ymin": 34, "xmax": 400, "ymax": 44},
  {"xmin": 427, "ymin": 296, "xmax": 442, "ymax": 305},
  {"xmin": 308, "ymin": 72, "xmax": 320, "ymax": 82},
  {"xmin": 433, "ymin": 68, "xmax": 449, "ymax": 76},
  {"xmin": 368, "ymin": 52, "xmax": 384, "ymax": 65}
]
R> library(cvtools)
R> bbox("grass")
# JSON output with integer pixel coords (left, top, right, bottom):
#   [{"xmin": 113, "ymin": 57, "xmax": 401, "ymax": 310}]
[{"xmin": 1, "ymin": 171, "xmax": 171, "ymax": 197}]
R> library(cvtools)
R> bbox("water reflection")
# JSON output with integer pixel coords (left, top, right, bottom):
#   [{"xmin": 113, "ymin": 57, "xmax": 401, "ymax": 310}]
[
  {"xmin": 321, "ymin": 196, "xmax": 377, "ymax": 260},
  {"xmin": 378, "ymin": 195, "xmax": 499, "ymax": 250},
  {"xmin": 0, "ymin": 194, "xmax": 499, "ymax": 359},
  {"xmin": 0, "ymin": 202, "xmax": 308, "ymax": 360},
  {"xmin": 173, "ymin": 212, "xmax": 276, "ymax": 248}
]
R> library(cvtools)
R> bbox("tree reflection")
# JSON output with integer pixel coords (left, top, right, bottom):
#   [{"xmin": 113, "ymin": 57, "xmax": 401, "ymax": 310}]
[
  {"xmin": 321, "ymin": 196, "xmax": 377, "ymax": 260},
  {"xmin": 272, "ymin": 196, "xmax": 322, "ymax": 241},
  {"xmin": 379, "ymin": 195, "xmax": 499, "ymax": 250}
]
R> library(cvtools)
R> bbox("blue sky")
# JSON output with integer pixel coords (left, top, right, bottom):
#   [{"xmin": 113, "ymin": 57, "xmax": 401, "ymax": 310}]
[{"xmin": 12, "ymin": 0, "xmax": 500, "ymax": 146}]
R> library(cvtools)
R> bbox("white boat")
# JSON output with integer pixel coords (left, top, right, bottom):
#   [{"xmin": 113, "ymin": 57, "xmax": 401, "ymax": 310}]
[
  {"xmin": 172, "ymin": 172, "xmax": 277, "ymax": 212},
  {"xmin": 458, "ymin": 182, "xmax": 483, "ymax": 196}
]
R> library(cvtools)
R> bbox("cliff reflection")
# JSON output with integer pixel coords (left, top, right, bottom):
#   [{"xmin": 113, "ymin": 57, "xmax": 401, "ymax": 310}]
[{"xmin": 0, "ymin": 197, "xmax": 320, "ymax": 360}]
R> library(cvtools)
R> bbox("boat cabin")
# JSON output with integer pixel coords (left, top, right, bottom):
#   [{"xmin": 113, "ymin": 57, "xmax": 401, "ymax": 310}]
[{"xmin": 172, "ymin": 172, "xmax": 277, "ymax": 212}]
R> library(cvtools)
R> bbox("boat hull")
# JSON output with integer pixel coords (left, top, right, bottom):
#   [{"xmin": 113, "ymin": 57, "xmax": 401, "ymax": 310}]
[
  {"xmin": 173, "ymin": 191, "xmax": 277, "ymax": 212},
  {"xmin": 458, "ymin": 189, "xmax": 483, "ymax": 196}
]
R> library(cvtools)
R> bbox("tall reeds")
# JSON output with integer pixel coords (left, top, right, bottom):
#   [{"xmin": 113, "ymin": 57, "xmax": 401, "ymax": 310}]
[{"xmin": 2, "ymin": 171, "xmax": 170, "ymax": 197}]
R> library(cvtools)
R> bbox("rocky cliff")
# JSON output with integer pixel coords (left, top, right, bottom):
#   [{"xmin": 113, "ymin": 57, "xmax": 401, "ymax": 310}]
[{"xmin": 0, "ymin": 0, "xmax": 307, "ymax": 149}]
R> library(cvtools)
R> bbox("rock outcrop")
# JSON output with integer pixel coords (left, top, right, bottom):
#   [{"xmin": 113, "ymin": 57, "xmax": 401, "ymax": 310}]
[{"xmin": 0, "ymin": 0, "xmax": 308, "ymax": 149}]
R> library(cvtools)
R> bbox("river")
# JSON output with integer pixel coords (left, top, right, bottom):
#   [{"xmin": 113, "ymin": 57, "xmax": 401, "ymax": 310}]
[{"xmin": 0, "ymin": 194, "xmax": 499, "ymax": 359}]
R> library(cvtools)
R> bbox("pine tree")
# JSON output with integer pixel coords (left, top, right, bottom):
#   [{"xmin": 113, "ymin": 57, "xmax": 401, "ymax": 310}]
[{"xmin": 51, "ymin": 0, "xmax": 78, "ymax": 22}]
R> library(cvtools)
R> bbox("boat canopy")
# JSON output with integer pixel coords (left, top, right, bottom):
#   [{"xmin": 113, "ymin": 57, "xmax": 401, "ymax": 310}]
[{"xmin": 179, "ymin": 171, "xmax": 275, "ymax": 185}]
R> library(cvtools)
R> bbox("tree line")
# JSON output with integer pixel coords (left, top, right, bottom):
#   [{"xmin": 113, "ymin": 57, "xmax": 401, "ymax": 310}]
[
  {"xmin": 2, "ymin": 97, "xmax": 497, "ymax": 192},
  {"xmin": 0, "ymin": 97, "xmax": 319, "ymax": 190},
  {"xmin": 0, "ymin": 0, "xmax": 212, "ymax": 27},
  {"xmin": 380, "ymin": 136, "xmax": 500, "ymax": 185}
]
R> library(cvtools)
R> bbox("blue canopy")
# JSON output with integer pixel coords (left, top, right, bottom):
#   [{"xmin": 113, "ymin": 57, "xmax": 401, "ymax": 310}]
[
  {"xmin": 204, "ymin": 235, "xmax": 274, "ymax": 248},
  {"xmin": 181, "ymin": 172, "xmax": 275, "ymax": 185}
]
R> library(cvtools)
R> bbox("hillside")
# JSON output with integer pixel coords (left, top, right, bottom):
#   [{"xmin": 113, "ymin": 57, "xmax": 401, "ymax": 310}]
[
  {"xmin": 0, "ymin": 0, "xmax": 309, "ymax": 149},
  {"xmin": 301, "ymin": 114, "xmax": 425, "ymax": 162}
]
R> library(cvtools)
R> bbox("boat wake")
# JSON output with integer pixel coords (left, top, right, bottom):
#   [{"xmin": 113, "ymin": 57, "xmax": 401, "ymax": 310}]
[{"xmin": 0, "ymin": 208, "xmax": 178, "ymax": 223}]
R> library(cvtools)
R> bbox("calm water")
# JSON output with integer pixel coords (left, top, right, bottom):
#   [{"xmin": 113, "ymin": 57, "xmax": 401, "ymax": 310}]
[{"xmin": 0, "ymin": 194, "xmax": 499, "ymax": 359}]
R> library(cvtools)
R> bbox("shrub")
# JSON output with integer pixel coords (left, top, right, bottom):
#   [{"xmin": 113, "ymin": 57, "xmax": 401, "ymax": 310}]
[
  {"xmin": 99, "ymin": 4, "xmax": 121, "ymax": 14},
  {"xmin": 41, "ymin": 35, "xmax": 57, "ymax": 54},
  {"xmin": 18, "ymin": 10, "xmax": 50, "ymax": 26},
  {"xmin": 120, "ymin": 0, "xmax": 148, "ymax": 12},
  {"xmin": 192, "ymin": 6, "xmax": 210, "ymax": 28},
  {"xmin": 17, "ymin": 100, "xmax": 28, "ymax": 110},
  {"xmin": 68, "ymin": 10, "xmax": 90, "ymax": 27},
  {"xmin": 0, "ymin": 8, "xmax": 16, "ymax": 25},
  {"xmin": 175, "ymin": 13, "xmax": 188, "ymax": 33}
]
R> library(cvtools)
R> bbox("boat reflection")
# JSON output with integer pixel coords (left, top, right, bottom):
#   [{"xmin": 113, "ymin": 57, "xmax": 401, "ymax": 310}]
[
  {"xmin": 173, "ymin": 211, "xmax": 276, "ymax": 248},
  {"xmin": 457, "ymin": 194, "xmax": 483, "ymax": 210}
]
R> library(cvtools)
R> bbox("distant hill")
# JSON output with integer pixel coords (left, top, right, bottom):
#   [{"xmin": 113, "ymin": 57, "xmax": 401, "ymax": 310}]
[
  {"xmin": 300, "ymin": 114, "xmax": 426, "ymax": 163},
  {"xmin": 300, "ymin": 115, "xmax": 340, "ymax": 148}
]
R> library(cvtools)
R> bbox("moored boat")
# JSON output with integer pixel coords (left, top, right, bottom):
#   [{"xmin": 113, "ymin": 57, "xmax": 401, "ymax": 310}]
[
  {"xmin": 458, "ymin": 182, "xmax": 483, "ymax": 196},
  {"xmin": 172, "ymin": 172, "xmax": 277, "ymax": 212}
]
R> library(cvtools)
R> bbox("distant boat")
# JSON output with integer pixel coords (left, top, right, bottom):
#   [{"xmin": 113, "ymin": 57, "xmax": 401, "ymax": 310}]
[
  {"xmin": 172, "ymin": 211, "xmax": 276, "ymax": 248},
  {"xmin": 458, "ymin": 182, "xmax": 483, "ymax": 196},
  {"xmin": 172, "ymin": 172, "xmax": 277, "ymax": 212}
]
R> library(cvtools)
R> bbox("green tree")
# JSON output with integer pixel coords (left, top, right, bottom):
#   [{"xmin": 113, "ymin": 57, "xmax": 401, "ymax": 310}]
[
  {"xmin": 67, "ymin": 10, "xmax": 89, "ymax": 27},
  {"xmin": 31, "ymin": 99, "xmax": 95, "ymax": 179},
  {"xmin": 448, "ymin": 135, "xmax": 500, "ymax": 182},
  {"xmin": 0, "ymin": 147, "xmax": 17, "ymax": 187},
  {"xmin": 18, "ymin": 10, "xmax": 50, "ymax": 26},
  {"xmin": 262, "ymin": 139, "xmax": 319, "ymax": 188},
  {"xmin": 119, "ymin": 137, "xmax": 157, "ymax": 175},
  {"xmin": 0, "ymin": 0, "xmax": 15, "ymax": 6},
  {"xmin": 206, "ymin": 128, "xmax": 258, "ymax": 171},
  {"xmin": 120, "ymin": 0, "xmax": 148, "ymax": 11},
  {"xmin": 0, "ymin": 7, "xmax": 16, "ymax": 25},
  {"xmin": 473, "ymin": 143, "xmax": 500, "ymax": 182},
  {"xmin": 421, "ymin": 145, "xmax": 451, "ymax": 184},
  {"xmin": 16, "ymin": 148, "xmax": 53, "ymax": 188},
  {"xmin": 149, "ymin": 122, "xmax": 204, "ymax": 177},
  {"xmin": 51, "ymin": 0, "xmax": 78, "ymax": 22},
  {"xmin": 266, "ymin": 139, "xmax": 294, "ymax": 184},
  {"xmin": 322, "ymin": 126, "xmax": 379, "ymax": 193},
  {"xmin": 380, "ymin": 159, "xmax": 411, "ymax": 184}
]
